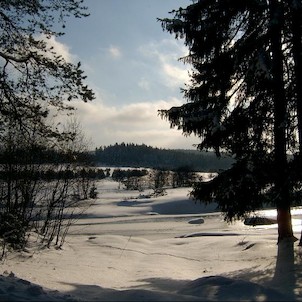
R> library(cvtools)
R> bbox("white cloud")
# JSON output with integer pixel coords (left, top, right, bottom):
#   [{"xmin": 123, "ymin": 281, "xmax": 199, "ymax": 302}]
[
  {"xmin": 71, "ymin": 96, "xmax": 197, "ymax": 150},
  {"xmin": 108, "ymin": 45, "xmax": 122, "ymax": 59},
  {"xmin": 139, "ymin": 39, "xmax": 190, "ymax": 89},
  {"xmin": 162, "ymin": 62, "xmax": 189, "ymax": 88},
  {"xmin": 40, "ymin": 35, "xmax": 77, "ymax": 63}
]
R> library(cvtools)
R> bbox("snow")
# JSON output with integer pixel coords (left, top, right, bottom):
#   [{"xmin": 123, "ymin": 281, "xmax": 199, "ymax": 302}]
[{"xmin": 1, "ymin": 178, "xmax": 302, "ymax": 301}]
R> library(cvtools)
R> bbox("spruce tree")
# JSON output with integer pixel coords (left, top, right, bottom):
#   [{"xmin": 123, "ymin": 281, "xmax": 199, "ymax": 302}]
[{"xmin": 159, "ymin": 0, "xmax": 302, "ymax": 242}]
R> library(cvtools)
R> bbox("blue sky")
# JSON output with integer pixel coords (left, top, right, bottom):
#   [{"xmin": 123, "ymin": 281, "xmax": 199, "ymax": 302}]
[{"xmin": 54, "ymin": 0, "xmax": 199, "ymax": 149}]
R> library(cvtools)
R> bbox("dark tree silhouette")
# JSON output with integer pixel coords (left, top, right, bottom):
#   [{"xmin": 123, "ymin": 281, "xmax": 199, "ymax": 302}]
[
  {"xmin": 159, "ymin": 0, "xmax": 302, "ymax": 242},
  {"xmin": 0, "ymin": 0, "xmax": 94, "ymax": 140},
  {"xmin": 95, "ymin": 143, "xmax": 233, "ymax": 171},
  {"xmin": 0, "ymin": 0, "xmax": 94, "ymax": 252}
]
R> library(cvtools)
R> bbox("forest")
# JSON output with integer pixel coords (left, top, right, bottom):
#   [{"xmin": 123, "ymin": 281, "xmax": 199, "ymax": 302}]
[{"xmin": 94, "ymin": 143, "xmax": 234, "ymax": 172}]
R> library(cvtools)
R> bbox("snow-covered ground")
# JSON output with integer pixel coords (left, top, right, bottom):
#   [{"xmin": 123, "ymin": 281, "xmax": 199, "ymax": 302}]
[{"xmin": 1, "ymin": 178, "xmax": 302, "ymax": 301}]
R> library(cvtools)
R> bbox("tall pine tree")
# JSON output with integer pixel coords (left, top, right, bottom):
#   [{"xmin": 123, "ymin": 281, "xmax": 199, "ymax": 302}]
[{"xmin": 159, "ymin": 0, "xmax": 302, "ymax": 242}]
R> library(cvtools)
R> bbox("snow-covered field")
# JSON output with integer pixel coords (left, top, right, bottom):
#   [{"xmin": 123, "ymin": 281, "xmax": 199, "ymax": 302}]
[{"xmin": 1, "ymin": 178, "xmax": 302, "ymax": 301}]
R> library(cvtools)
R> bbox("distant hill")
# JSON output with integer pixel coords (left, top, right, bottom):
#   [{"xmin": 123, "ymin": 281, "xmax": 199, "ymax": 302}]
[{"xmin": 94, "ymin": 143, "xmax": 234, "ymax": 172}]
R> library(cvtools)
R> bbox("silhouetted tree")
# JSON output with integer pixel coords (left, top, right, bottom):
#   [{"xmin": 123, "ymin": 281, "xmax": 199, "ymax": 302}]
[
  {"xmin": 0, "ymin": 0, "xmax": 94, "ymax": 253},
  {"xmin": 159, "ymin": 0, "xmax": 302, "ymax": 242},
  {"xmin": 172, "ymin": 166, "xmax": 197, "ymax": 188},
  {"xmin": 0, "ymin": 1, "xmax": 94, "ymax": 135}
]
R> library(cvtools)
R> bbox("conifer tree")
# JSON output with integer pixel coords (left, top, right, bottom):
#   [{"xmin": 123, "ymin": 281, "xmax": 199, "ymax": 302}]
[{"xmin": 159, "ymin": 0, "xmax": 302, "ymax": 242}]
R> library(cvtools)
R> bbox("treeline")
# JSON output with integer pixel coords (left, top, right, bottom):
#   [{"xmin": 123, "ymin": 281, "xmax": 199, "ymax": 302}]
[
  {"xmin": 94, "ymin": 143, "xmax": 234, "ymax": 171},
  {"xmin": 0, "ymin": 146, "xmax": 94, "ymax": 165},
  {"xmin": 0, "ymin": 167, "xmax": 107, "ymax": 181}
]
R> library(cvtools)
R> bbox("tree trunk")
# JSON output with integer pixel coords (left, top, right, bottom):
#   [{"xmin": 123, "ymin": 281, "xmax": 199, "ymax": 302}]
[
  {"xmin": 277, "ymin": 207, "xmax": 295, "ymax": 243},
  {"xmin": 290, "ymin": 0, "xmax": 302, "ymax": 245},
  {"xmin": 269, "ymin": 0, "xmax": 294, "ymax": 242},
  {"xmin": 292, "ymin": 2, "xmax": 302, "ymax": 154}
]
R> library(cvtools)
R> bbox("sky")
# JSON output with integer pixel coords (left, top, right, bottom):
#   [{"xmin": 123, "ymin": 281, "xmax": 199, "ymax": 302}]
[{"xmin": 53, "ymin": 0, "xmax": 199, "ymax": 150}]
